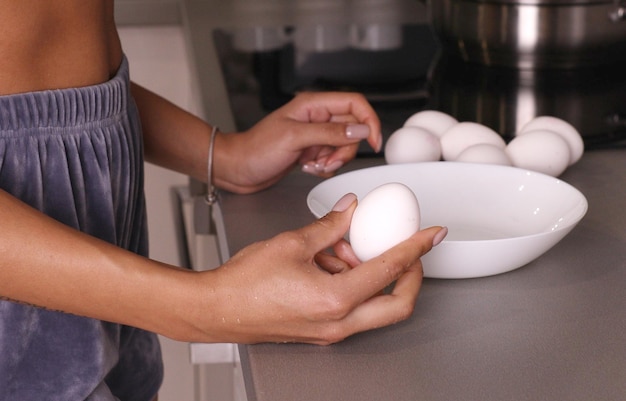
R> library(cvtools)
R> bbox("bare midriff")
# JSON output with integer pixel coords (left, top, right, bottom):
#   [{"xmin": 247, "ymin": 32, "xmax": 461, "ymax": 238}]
[{"xmin": 0, "ymin": 0, "xmax": 123, "ymax": 95}]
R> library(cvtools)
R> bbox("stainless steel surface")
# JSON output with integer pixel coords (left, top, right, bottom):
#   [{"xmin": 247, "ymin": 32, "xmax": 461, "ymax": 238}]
[
  {"xmin": 184, "ymin": 1, "xmax": 626, "ymax": 152},
  {"xmin": 115, "ymin": 2, "xmax": 626, "ymax": 398},
  {"xmin": 429, "ymin": 0, "xmax": 626, "ymax": 68},
  {"xmin": 216, "ymin": 151, "xmax": 626, "ymax": 401},
  {"xmin": 206, "ymin": 24, "xmax": 435, "ymax": 156},
  {"xmin": 428, "ymin": 56, "xmax": 626, "ymax": 144}
]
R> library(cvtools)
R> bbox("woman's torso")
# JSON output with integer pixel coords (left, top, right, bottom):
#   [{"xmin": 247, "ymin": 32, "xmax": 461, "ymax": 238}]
[
  {"xmin": 0, "ymin": 0, "xmax": 122, "ymax": 95},
  {"xmin": 0, "ymin": 3, "xmax": 164, "ymax": 399}
]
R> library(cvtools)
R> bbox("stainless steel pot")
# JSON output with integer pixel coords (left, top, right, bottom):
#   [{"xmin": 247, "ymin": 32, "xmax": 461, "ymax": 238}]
[
  {"xmin": 428, "ymin": 55, "xmax": 626, "ymax": 144},
  {"xmin": 428, "ymin": 0, "xmax": 626, "ymax": 68}
]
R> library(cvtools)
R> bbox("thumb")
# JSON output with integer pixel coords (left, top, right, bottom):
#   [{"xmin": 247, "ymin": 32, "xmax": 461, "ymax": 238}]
[
  {"xmin": 291, "ymin": 121, "xmax": 377, "ymax": 151},
  {"xmin": 297, "ymin": 193, "xmax": 357, "ymax": 253}
]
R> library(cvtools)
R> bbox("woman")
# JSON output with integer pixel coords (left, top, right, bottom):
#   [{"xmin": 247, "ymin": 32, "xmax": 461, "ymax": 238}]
[{"xmin": 0, "ymin": 1, "xmax": 447, "ymax": 400}]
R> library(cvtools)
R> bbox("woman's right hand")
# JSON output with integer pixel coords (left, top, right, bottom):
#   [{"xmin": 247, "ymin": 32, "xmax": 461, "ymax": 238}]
[
  {"xmin": 187, "ymin": 194, "xmax": 447, "ymax": 345},
  {"xmin": 0, "ymin": 187, "xmax": 446, "ymax": 345}
]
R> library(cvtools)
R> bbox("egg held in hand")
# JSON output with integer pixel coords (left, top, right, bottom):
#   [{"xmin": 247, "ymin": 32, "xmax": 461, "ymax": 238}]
[{"xmin": 349, "ymin": 183, "xmax": 421, "ymax": 262}]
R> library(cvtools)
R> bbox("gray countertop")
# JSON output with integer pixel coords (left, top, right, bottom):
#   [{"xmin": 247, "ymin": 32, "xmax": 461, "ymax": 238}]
[
  {"xmin": 112, "ymin": 1, "xmax": 626, "ymax": 398},
  {"xmin": 218, "ymin": 151, "xmax": 626, "ymax": 401}
]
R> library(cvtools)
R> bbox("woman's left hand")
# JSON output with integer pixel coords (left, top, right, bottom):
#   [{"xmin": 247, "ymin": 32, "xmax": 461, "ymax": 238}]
[{"xmin": 213, "ymin": 91, "xmax": 382, "ymax": 194}]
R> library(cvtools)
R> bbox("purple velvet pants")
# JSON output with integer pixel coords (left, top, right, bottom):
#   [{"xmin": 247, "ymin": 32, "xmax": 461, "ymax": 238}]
[{"xmin": 0, "ymin": 57, "xmax": 163, "ymax": 401}]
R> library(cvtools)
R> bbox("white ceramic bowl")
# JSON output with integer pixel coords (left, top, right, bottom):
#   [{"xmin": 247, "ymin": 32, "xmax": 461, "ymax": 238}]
[{"xmin": 307, "ymin": 162, "xmax": 588, "ymax": 279}]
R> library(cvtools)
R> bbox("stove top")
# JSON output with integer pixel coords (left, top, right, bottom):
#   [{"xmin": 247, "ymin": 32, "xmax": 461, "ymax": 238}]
[
  {"xmin": 213, "ymin": 26, "xmax": 626, "ymax": 157},
  {"xmin": 430, "ymin": 55, "xmax": 626, "ymax": 150}
]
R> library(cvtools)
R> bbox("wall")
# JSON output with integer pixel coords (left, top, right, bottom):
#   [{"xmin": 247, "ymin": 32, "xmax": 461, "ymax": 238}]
[{"xmin": 118, "ymin": 25, "xmax": 198, "ymax": 401}]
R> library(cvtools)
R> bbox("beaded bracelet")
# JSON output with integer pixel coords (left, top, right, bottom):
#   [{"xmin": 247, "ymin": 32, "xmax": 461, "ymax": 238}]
[{"xmin": 206, "ymin": 125, "xmax": 219, "ymax": 205}]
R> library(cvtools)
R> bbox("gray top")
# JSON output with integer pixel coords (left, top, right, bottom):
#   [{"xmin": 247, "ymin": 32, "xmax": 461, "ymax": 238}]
[{"xmin": 219, "ymin": 152, "xmax": 626, "ymax": 401}]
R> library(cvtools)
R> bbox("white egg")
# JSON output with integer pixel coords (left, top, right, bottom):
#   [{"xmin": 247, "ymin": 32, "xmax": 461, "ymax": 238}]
[
  {"xmin": 455, "ymin": 143, "xmax": 512, "ymax": 166},
  {"xmin": 440, "ymin": 122, "xmax": 506, "ymax": 161},
  {"xmin": 519, "ymin": 116, "xmax": 584, "ymax": 166},
  {"xmin": 349, "ymin": 183, "xmax": 421, "ymax": 262},
  {"xmin": 506, "ymin": 129, "xmax": 570, "ymax": 177},
  {"xmin": 384, "ymin": 127, "xmax": 442, "ymax": 164},
  {"xmin": 403, "ymin": 110, "xmax": 458, "ymax": 138}
]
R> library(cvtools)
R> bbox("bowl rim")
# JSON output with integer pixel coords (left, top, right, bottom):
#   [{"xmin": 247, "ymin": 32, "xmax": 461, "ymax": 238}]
[{"xmin": 306, "ymin": 161, "xmax": 588, "ymax": 244}]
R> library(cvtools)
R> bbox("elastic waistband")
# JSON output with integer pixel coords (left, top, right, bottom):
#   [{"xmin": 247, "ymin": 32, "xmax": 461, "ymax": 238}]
[{"xmin": 0, "ymin": 56, "xmax": 130, "ymax": 133}]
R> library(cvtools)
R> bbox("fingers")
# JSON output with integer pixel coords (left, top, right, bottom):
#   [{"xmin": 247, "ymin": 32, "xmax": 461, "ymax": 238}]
[
  {"xmin": 294, "ymin": 120, "xmax": 379, "ymax": 175},
  {"xmin": 299, "ymin": 145, "xmax": 342, "ymax": 175},
  {"xmin": 285, "ymin": 91, "xmax": 383, "ymax": 153},
  {"xmin": 332, "ymin": 239, "xmax": 361, "ymax": 268},
  {"xmin": 338, "ymin": 226, "xmax": 447, "ymax": 306},
  {"xmin": 336, "ymin": 263, "xmax": 423, "ymax": 338},
  {"xmin": 301, "ymin": 143, "xmax": 358, "ymax": 176},
  {"xmin": 214, "ymin": 199, "xmax": 444, "ymax": 345},
  {"xmin": 294, "ymin": 193, "xmax": 358, "ymax": 257},
  {"xmin": 288, "ymin": 92, "xmax": 380, "ymax": 132},
  {"xmin": 314, "ymin": 251, "xmax": 352, "ymax": 274},
  {"xmin": 302, "ymin": 195, "xmax": 445, "ymax": 311},
  {"xmin": 315, "ymin": 226, "xmax": 446, "ymax": 343},
  {"xmin": 302, "ymin": 220, "xmax": 446, "ymax": 343},
  {"xmin": 314, "ymin": 238, "xmax": 359, "ymax": 274},
  {"xmin": 293, "ymin": 121, "xmax": 378, "ymax": 151}
]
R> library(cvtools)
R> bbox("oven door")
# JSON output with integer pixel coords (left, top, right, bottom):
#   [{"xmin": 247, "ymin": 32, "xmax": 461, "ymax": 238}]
[{"xmin": 178, "ymin": 186, "xmax": 246, "ymax": 401}]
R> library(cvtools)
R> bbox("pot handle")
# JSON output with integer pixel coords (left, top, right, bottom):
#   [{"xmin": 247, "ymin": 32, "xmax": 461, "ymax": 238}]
[{"xmin": 609, "ymin": 1, "xmax": 626, "ymax": 21}]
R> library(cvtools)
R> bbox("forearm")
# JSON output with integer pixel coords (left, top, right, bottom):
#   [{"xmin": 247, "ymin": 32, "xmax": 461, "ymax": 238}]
[
  {"xmin": 0, "ymin": 189, "xmax": 211, "ymax": 341},
  {"xmin": 132, "ymin": 82, "xmax": 211, "ymax": 182},
  {"xmin": 131, "ymin": 82, "xmax": 258, "ymax": 194},
  {"xmin": 0, "ymin": 187, "xmax": 444, "ymax": 346},
  {"xmin": 132, "ymin": 83, "xmax": 383, "ymax": 196}
]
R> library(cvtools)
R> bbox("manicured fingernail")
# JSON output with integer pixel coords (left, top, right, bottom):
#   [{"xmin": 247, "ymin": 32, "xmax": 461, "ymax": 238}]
[
  {"xmin": 346, "ymin": 124, "xmax": 370, "ymax": 139},
  {"xmin": 301, "ymin": 162, "xmax": 316, "ymax": 174},
  {"xmin": 313, "ymin": 155, "xmax": 329, "ymax": 172},
  {"xmin": 323, "ymin": 160, "xmax": 343, "ymax": 173},
  {"xmin": 432, "ymin": 226, "xmax": 448, "ymax": 247},
  {"xmin": 332, "ymin": 193, "xmax": 357, "ymax": 212}
]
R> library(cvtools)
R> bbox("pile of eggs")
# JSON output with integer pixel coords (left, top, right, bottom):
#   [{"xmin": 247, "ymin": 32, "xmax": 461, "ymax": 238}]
[{"xmin": 384, "ymin": 111, "xmax": 584, "ymax": 177}]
